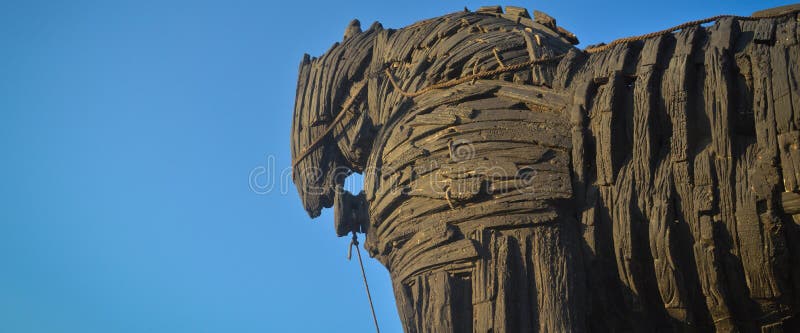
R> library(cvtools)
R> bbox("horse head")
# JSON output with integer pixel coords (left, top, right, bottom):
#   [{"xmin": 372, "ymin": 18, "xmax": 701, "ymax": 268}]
[{"xmin": 291, "ymin": 19, "xmax": 381, "ymax": 218}]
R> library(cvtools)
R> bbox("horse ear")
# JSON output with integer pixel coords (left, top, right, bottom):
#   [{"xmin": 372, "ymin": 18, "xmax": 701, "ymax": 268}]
[
  {"xmin": 368, "ymin": 21, "xmax": 383, "ymax": 31},
  {"xmin": 343, "ymin": 19, "xmax": 362, "ymax": 40},
  {"xmin": 299, "ymin": 53, "xmax": 311, "ymax": 68}
]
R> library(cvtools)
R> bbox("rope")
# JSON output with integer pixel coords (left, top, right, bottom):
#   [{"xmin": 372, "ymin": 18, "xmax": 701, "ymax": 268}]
[
  {"xmin": 584, "ymin": 10, "xmax": 800, "ymax": 53},
  {"xmin": 444, "ymin": 187, "xmax": 456, "ymax": 210},
  {"xmin": 292, "ymin": 80, "xmax": 366, "ymax": 169},
  {"xmin": 349, "ymin": 232, "xmax": 381, "ymax": 333},
  {"xmin": 384, "ymin": 54, "xmax": 565, "ymax": 98},
  {"xmin": 492, "ymin": 48, "xmax": 506, "ymax": 68}
]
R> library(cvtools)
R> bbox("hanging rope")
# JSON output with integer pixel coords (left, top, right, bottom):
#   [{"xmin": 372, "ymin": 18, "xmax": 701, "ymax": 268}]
[{"xmin": 349, "ymin": 232, "xmax": 381, "ymax": 333}]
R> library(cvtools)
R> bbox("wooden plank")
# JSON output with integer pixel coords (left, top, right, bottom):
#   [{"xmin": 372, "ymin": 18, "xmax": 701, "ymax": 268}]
[
  {"xmin": 754, "ymin": 19, "xmax": 776, "ymax": 44},
  {"xmin": 395, "ymin": 239, "xmax": 481, "ymax": 283},
  {"xmin": 781, "ymin": 191, "xmax": 800, "ymax": 216},
  {"xmin": 699, "ymin": 19, "xmax": 744, "ymax": 330},
  {"xmin": 779, "ymin": 131, "xmax": 800, "ymax": 191}
]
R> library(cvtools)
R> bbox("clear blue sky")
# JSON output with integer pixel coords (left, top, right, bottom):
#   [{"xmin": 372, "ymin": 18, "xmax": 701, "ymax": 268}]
[{"xmin": 1, "ymin": 1, "xmax": 795, "ymax": 332}]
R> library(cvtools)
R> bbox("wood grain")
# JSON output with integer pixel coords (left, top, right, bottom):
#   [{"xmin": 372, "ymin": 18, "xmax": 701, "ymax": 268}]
[{"xmin": 291, "ymin": 5, "xmax": 800, "ymax": 332}]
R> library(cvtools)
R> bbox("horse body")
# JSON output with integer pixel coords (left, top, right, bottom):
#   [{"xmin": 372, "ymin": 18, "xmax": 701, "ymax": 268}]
[{"xmin": 291, "ymin": 5, "xmax": 800, "ymax": 332}]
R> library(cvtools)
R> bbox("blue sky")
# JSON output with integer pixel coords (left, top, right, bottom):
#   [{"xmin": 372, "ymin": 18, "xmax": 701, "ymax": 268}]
[{"xmin": 1, "ymin": 1, "xmax": 796, "ymax": 332}]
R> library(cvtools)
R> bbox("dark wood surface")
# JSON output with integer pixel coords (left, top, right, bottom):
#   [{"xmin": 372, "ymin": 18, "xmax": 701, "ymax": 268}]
[{"xmin": 291, "ymin": 4, "xmax": 800, "ymax": 332}]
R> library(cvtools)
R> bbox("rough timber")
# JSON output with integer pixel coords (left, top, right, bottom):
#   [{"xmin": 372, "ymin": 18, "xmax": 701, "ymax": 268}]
[{"xmin": 290, "ymin": 4, "xmax": 800, "ymax": 332}]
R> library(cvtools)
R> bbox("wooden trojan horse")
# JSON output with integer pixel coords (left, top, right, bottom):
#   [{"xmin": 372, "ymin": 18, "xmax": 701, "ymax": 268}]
[{"xmin": 290, "ymin": 4, "xmax": 800, "ymax": 332}]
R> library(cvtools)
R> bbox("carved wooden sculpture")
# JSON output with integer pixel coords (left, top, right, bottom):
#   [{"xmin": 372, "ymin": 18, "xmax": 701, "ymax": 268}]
[{"xmin": 291, "ymin": 4, "xmax": 800, "ymax": 332}]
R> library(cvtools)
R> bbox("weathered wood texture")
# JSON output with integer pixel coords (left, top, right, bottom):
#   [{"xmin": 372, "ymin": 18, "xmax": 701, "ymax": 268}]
[{"xmin": 291, "ymin": 4, "xmax": 800, "ymax": 332}]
